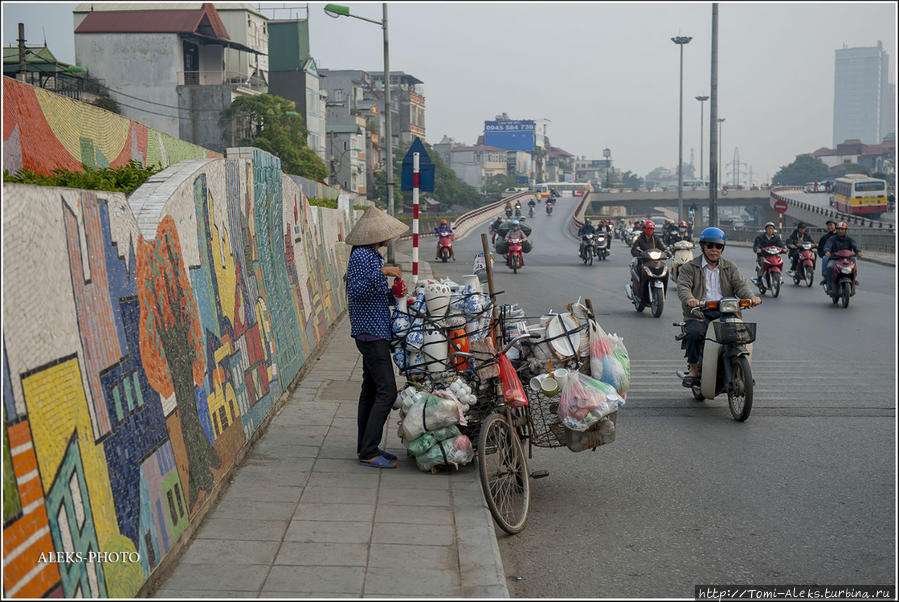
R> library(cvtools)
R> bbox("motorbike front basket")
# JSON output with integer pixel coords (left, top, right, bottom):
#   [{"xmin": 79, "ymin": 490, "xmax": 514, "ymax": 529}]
[{"xmin": 712, "ymin": 321, "xmax": 756, "ymax": 345}]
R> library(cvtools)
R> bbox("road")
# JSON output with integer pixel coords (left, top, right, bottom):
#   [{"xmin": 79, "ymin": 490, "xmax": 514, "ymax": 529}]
[
  {"xmin": 782, "ymin": 190, "xmax": 895, "ymax": 225},
  {"xmin": 429, "ymin": 194, "xmax": 896, "ymax": 598}
]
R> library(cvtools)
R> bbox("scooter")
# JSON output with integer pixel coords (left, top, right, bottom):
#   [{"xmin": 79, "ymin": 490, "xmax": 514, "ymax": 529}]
[
  {"xmin": 625, "ymin": 249, "xmax": 669, "ymax": 317},
  {"xmin": 754, "ymin": 246, "xmax": 786, "ymax": 298},
  {"xmin": 626, "ymin": 230, "xmax": 640, "ymax": 246},
  {"xmin": 790, "ymin": 241, "xmax": 817, "ymax": 287},
  {"xmin": 595, "ymin": 232, "xmax": 609, "ymax": 261},
  {"xmin": 436, "ymin": 231, "xmax": 454, "ymax": 263},
  {"xmin": 505, "ymin": 207, "xmax": 513, "ymax": 218},
  {"xmin": 528, "ymin": 204, "xmax": 535, "ymax": 218},
  {"xmin": 824, "ymin": 249, "xmax": 858, "ymax": 308},
  {"xmin": 674, "ymin": 297, "xmax": 757, "ymax": 421},
  {"xmin": 669, "ymin": 240, "xmax": 695, "ymax": 282},
  {"xmin": 514, "ymin": 204, "xmax": 523, "ymax": 218},
  {"xmin": 506, "ymin": 236, "xmax": 525, "ymax": 274},
  {"xmin": 545, "ymin": 201, "xmax": 554, "ymax": 215},
  {"xmin": 580, "ymin": 233, "xmax": 597, "ymax": 265}
]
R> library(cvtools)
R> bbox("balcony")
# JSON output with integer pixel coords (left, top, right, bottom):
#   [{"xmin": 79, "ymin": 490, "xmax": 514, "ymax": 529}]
[
  {"xmin": 409, "ymin": 90, "xmax": 425, "ymax": 106},
  {"xmin": 178, "ymin": 71, "xmax": 268, "ymax": 92}
]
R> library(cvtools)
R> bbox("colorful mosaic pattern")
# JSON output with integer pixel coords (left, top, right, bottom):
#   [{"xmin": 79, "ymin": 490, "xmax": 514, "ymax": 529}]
[
  {"xmin": 2, "ymin": 77, "xmax": 220, "ymax": 175},
  {"xmin": 2, "ymin": 147, "xmax": 350, "ymax": 597}
]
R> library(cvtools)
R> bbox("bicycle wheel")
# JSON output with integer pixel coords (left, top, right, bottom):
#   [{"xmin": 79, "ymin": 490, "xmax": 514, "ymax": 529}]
[{"xmin": 478, "ymin": 412, "xmax": 530, "ymax": 534}]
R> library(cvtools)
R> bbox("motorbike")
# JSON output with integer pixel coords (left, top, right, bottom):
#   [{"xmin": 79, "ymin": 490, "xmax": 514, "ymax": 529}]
[
  {"xmin": 825, "ymin": 249, "xmax": 858, "ymax": 308},
  {"xmin": 436, "ymin": 231, "xmax": 454, "ymax": 263},
  {"xmin": 580, "ymin": 233, "xmax": 597, "ymax": 265},
  {"xmin": 505, "ymin": 207, "xmax": 513, "ymax": 218},
  {"xmin": 528, "ymin": 204, "xmax": 535, "ymax": 218},
  {"xmin": 674, "ymin": 297, "xmax": 757, "ymax": 421},
  {"xmin": 616, "ymin": 225, "xmax": 628, "ymax": 241},
  {"xmin": 595, "ymin": 232, "xmax": 609, "ymax": 261},
  {"xmin": 514, "ymin": 205, "xmax": 523, "ymax": 218},
  {"xmin": 546, "ymin": 201, "xmax": 554, "ymax": 215},
  {"xmin": 754, "ymin": 246, "xmax": 786, "ymax": 298},
  {"xmin": 669, "ymin": 240, "xmax": 695, "ymax": 282},
  {"xmin": 790, "ymin": 241, "xmax": 817, "ymax": 287},
  {"xmin": 626, "ymin": 230, "xmax": 640, "ymax": 246},
  {"xmin": 506, "ymin": 236, "xmax": 525, "ymax": 274},
  {"xmin": 625, "ymin": 249, "xmax": 669, "ymax": 317}
]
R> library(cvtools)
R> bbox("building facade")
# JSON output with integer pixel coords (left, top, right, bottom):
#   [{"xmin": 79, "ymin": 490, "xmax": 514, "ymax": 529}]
[
  {"xmin": 370, "ymin": 71, "xmax": 425, "ymax": 147},
  {"xmin": 833, "ymin": 42, "xmax": 894, "ymax": 146},
  {"xmin": 73, "ymin": 4, "xmax": 263, "ymax": 152},
  {"xmin": 448, "ymin": 145, "xmax": 508, "ymax": 190}
]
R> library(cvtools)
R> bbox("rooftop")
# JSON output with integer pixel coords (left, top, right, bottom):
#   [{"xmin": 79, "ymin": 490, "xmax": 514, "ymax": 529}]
[{"xmin": 75, "ymin": 3, "xmax": 229, "ymax": 38}]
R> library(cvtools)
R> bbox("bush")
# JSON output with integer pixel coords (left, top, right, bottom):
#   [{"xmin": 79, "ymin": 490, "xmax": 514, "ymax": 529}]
[
  {"xmin": 306, "ymin": 197, "xmax": 338, "ymax": 209},
  {"xmin": 3, "ymin": 160, "xmax": 162, "ymax": 196}
]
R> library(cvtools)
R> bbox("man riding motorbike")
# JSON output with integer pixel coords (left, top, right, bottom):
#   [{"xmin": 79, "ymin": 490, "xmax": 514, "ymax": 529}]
[
  {"xmin": 505, "ymin": 219, "xmax": 528, "ymax": 266},
  {"xmin": 785, "ymin": 222, "xmax": 814, "ymax": 274},
  {"xmin": 668, "ymin": 220, "xmax": 692, "ymax": 243},
  {"xmin": 527, "ymin": 197, "xmax": 537, "ymax": 217},
  {"xmin": 630, "ymin": 220, "xmax": 666, "ymax": 258},
  {"xmin": 490, "ymin": 216, "xmax": 504, "ymax": 244},
  {"xmin": 823, "ymin": 222, "xmax": 862, "ymax": 292},
  {"xmin": 505, "ymin": 200, "xmax": 513, "ymax": 217},
  {"xmin": 434, "ymin": 219, "xmax": 456, "ymax": 261},
  {"xmin": 514, "ymin": 200, "xmax": 523, "ymax": 217},
  {"xmin": 676, "ymin": 227, "xmax": 760, "ymax": 388},
  {"xmin": 752, "ymin": 222, "xmax": 785, "ymax": 284},
  {"xmin": 578, "ymin": 218, "xmax": 597, "ymax": 257},
  {"xmin": 663, "ymin": 220, "xmax": 681, "ymax": 246},
  {"xmin": 817, "ymin": 219, "xmax": 837, "ymax": 284}
]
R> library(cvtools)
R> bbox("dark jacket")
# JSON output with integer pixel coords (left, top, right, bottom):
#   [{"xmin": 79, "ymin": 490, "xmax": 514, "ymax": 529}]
[
  {"xmin": 346, "ymin": 246, "xmax": 396, "ymax": 340},
  {"xmin": 753, "ymin": 232, "xmax": 785, "ymax": 253},
  {"xmin": 786, "ymin": 229, "xmax": 813, "ymax": 248},
  {"xmin": 578, "ymin": 223, "xmax": 597, "ymax": 237},
  {"xmin": 631, "ymin": 233, "xmax": 667, "ymax": 257},
  {"xmin": 676, "ymin": 255, "xmax": 755, "ymax": 322},
  {"xmin": 824, "ymin": 234, "xmax": 860, "ymax": 256},
  {"xmin": 817, "ymin": 231, "xmax": 836, "ymax": 258}
]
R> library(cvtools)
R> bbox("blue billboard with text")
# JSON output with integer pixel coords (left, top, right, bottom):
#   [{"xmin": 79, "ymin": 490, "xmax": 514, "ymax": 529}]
[{"xmin": 484, "ymin": 120, "xmax": 535, "ymax": 151}]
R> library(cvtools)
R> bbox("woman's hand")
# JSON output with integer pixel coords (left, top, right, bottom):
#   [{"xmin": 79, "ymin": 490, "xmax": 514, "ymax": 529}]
[{"xmin": 382, "ymin": 265, "xmax": 403, "ymax": 279}]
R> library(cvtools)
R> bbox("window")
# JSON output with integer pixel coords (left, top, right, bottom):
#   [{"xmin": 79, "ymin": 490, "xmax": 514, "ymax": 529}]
[
  {"xmin": 218, "ymin": 406, "xmax": 229, "ymax": 430},
  {"xmin": 132, "ymin": 373, "xmax": 144, "ymax": 407},
  {"xmin": 123, "ymin": 377, "xmax": 134, "ymax": 412},
  {"xmin": 145, "ymin": 532, "xmax": 157, "ymax": 569},
  {"xmin": 174, "ymin": 482, "xmax": 185, "ymax": 518},
  {"xmin": 166, "ymin": 490, "xmax": 178, "ymax": 524},
  {"xmin": 112, "ymin": 386, "xmax": 124, "ymax": 422},
  {"xmin": 69, "ymin": 473, "xmax": 85, "ymax": 527}
]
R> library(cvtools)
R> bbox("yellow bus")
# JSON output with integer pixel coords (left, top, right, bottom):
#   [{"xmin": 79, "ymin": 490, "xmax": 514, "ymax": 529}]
[{"xmin": 832, "ymin": 175, "xmax": 888, "ymax": 218}]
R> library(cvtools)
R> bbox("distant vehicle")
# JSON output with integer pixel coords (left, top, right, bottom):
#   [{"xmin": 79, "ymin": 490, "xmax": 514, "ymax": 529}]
[
  {"xmin": 803, "ymin": 181, "xmax": 831, "ymax": 193},
  {"xmin": 832, "ymin": 175, "xmax": 888, "ymax": 218}
]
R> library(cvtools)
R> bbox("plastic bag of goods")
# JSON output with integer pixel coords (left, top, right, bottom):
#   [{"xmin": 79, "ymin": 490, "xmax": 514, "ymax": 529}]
[
  {"xmin": 606, "ymin": 332, "xmax": 630, "ymax": 395},
  {"xmin": 558, "ymin": 372, "xmax": 624, "ymax": 431},
  {"xmin": 521, "ymin": 239, "xmax": 533, "ymax": 253},
  {"xmin": 402, "ymin": 392, "xmax": 466, "ymax": 441},
  {"xmin": 415, "ymin": 434, "xmax": 474, "ymax": 472},
  {"xmin": 565, "ymin": 413, "xmax": 617, "ymax": 453},
  {"xmin": 495, "ymin": 239, "xmax": 509, "ymax": 255},
  {"xmin": 589, "ymin": 322, "xmax": 628, "ymax": 394},
  {"xmin": 498, "ymin": 353, "xmax": 528, "ymax": 408}
]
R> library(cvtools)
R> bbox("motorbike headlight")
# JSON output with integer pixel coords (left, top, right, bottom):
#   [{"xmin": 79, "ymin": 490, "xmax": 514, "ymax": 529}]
[
  {"xmin": 648, "ymin": 251, "xmax": 661, "ymax": 260},
  {"xmin": 719, "ymin": 299, "xmax": 740, "ymax": 313},
  {"xmin": 839, "ymin": 266, "xmax": 853, "ymax": 274}
]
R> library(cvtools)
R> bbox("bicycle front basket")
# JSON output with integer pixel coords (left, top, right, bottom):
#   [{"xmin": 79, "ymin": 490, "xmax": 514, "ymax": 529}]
[{"xmin": 712, "ymin": 321, "xmax": 756, "ymax": 345}]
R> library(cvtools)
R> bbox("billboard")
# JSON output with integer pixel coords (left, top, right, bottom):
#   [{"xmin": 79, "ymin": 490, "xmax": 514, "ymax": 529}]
[{"xmin": 484, "ymin": 120, "xmax": 535, "ymax": 152}]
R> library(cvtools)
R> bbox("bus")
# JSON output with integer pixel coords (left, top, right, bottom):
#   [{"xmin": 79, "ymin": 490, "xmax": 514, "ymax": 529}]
[
  {"xmin": 832, "ymin": 175, "xmax": 888, "ymax": 218},
  {"xmin": 536, "ymin": 182, "xmax": 594, "ymax": 199}
]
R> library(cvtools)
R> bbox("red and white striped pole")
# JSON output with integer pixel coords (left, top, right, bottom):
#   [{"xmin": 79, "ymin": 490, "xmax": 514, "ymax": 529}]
[{"xmin": 412, "ymin": 152, "xmax": 420, "ymax": 285}]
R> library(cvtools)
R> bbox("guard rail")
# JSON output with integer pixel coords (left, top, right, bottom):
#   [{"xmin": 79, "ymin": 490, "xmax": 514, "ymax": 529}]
[
  {"xmin": 770, "ymin": 186, "xmax": 895, "ymax": 232},
  {"xmin": 399, "ymin": 191, "xmax": 533, "ymax": 241}
]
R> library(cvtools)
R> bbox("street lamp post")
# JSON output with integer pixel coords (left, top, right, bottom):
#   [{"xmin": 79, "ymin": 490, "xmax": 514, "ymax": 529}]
[
  {"xmin": 718, "ymin": 117, "xmax": 725, "ymax": 189},
  {"xmin": 672, "ymin": 35, "xmax": 692, "ymax": 222},
  {"xmin": 324, "ymin": 3, "xmax": 395, "ymax": 263},
  {"xmin": 695, "ymin": 95, "xmax": 709, "ymax": 181}
]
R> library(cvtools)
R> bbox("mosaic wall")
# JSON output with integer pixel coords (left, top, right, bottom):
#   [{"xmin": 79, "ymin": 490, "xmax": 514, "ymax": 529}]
[
  {"xmin": 2, "ymin": 77, "xmax": 220, "ymax": 175},
  {"xmin": 2, "ymin": 150, "xmax": 350, "ymax": 597}
]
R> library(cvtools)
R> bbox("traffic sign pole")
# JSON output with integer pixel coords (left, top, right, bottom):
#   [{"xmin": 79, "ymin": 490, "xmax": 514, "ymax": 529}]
[{"xmin": 412, "ymin": 152, "xmax": 419, "ymax": 284}]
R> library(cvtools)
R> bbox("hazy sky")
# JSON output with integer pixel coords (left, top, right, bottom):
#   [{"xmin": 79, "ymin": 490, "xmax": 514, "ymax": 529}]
[{"xmin": 3, "ymin": 2, "xmax": 896, "ymax": 184}]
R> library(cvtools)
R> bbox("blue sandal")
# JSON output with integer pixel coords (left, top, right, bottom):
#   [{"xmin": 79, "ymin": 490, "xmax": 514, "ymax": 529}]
[
  {"xmin": 359, "ymin": 455, "xmax": 397, "ymax": 469},
  {"xmin": 379, "ymin": 450, "xmax": 398, "ymax": 461}
]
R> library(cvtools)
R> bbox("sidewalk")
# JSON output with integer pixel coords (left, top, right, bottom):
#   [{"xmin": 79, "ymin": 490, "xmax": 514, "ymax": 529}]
[{"xmin": 149, "ymin": 252, "xmax": 509, "ymax": 598}]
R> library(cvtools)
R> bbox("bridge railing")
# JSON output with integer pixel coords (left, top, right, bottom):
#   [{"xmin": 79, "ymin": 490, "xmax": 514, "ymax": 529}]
[
  {"xmin": 771, "ymin": 186, "xmax": 895, "ymax": 232},
  {"xmin": 398, "ymin": 191, "xmax": 533, "ymax": 241}
]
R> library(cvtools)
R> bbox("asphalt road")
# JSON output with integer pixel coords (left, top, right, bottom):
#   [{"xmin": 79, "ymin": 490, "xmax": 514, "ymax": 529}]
[{"xmin": 429, "ymin": 194, "xmax": 896, "ymax": 598}]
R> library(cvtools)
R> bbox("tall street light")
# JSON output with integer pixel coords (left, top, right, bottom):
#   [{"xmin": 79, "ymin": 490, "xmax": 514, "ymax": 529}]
[
  {"xmin": 695, "ymin": 95, "xmax": 709, "ymax": 181},
  {"xmin": 718, "ymin": 117, "xmax": 725, "ymax": 188},
  {"xmin": 672, "ymin": 35, "xmax": 692, "ymax": 221},
  {"xmin": 324, "ymin": 3, "xmax": 395, "ymax": 263}
]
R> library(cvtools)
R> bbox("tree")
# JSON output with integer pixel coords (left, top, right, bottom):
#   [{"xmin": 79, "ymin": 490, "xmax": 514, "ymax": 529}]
[
  {"xmin": 620, "ymin": 170, "xmax": 644, "ymax": 189},
  {"xmin": 484, "ymin": 172, "xmax": 518, "ymax": 194},
  {"xmin": 223, "ymin": 94, "xmax": 328, "ymax": 181},
  {"xmin": 771, "ymin": 154, "xmax": 829, "ymax": 186},
  {"xmin": 136, "ymin": 216, "xmax": 221, "ymax": 507}
]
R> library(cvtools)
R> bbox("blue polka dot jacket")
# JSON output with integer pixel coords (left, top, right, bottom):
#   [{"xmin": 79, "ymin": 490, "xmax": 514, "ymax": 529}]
[{"xmin": 346, "ymin": 245, "xmax": 396, "ymax": 340}]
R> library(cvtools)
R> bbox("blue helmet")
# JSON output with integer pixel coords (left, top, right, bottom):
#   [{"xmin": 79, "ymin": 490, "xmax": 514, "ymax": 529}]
[
  {"xmin": 512, "ymin": 220, "xmax": 520, "ymax": 227},
  {"xmin": 699, "ymin": 227, "xmax": 726, "ymax": 246}
]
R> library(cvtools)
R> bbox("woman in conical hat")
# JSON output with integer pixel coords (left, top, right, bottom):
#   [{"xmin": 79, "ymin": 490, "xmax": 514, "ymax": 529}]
[{"xmin": 345, "ymin": 206, "xmax": 408, "ymax": 468}]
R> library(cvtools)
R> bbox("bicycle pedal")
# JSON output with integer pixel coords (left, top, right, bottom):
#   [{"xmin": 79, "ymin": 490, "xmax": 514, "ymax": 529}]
[{"xmin": 529, "ymin": 470, "xmax": 549, "ymax": 479}]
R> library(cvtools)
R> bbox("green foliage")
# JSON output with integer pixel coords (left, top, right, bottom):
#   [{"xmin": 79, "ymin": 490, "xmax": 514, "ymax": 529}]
[
  {"xmin": 772, "ymin": 154, "xmax": 830, "ymax": 186},
  {"xmin": 91, "ymin": 95, "xmax": 121, "ymax": 115},
  {"xmin": 3, "ymin": 160, "xmax": 162, "ymax": 196},
  {"xmin": 484, "ymin": 172, "xmax": 519, "ymax": 194},
  {"xmin": 619, "ymin": 170, "xmax": 644, "ymax": 189},
  {"xmin": 306, "ymin": 197, "xmax": 338, "ymax": 209},
  {"xmin": 223, "ymin": 94, "xmax": 329, "ymax": 181}
]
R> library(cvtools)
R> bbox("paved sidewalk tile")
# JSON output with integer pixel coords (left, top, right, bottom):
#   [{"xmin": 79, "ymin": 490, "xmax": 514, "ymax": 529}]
[
  {"xmin": 194, "ymin": 517, "xmax": 289, "ymax": 542},
  {"xmin": 161, "ymin": 563, "xmax": 270, "ymax": 592},
  {"xmin": 371, "ymin": 523, "xmax": 454, "ymax": 546},
  {"xmin": 368, "ymin": 543, "xmax": 458, "ymax": 570},
  {"xmin": 263, "ymin": 565, "xmax": 365, "ymax": 594},
  {"xmin": 178, "ymin": 539, "xmax": 280, "ymax": 565},
  {"xmin": 374, "ymin": 504, "xmax": 452, "ymax": 525},
  {"xmin": 275, "ymin": 542, "xmax": 369, "ymax": 567},
  {"xmin": 300, "ymin": 486, "xmax": 377, "ymax": 505},
  {"xmin": 363, "ymin": 567, "xmax": 461, "ymax": 597},
  {"xmin": 293, "ymin": 502, "xmax": 375, "ymax": 522},
  {"xmin": 284, "ymin": 520, "xmax": 373, "ymax": 544},
  {"xmin": 210, "ymin": 498, "xmax": 298, "ymax": 521}
]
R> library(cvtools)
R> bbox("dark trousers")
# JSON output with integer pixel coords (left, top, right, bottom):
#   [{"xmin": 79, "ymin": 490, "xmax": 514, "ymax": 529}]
[
  {"xmin": 684, "ymin": 311, "xmax": 720, "ymax": 365},
  {"xmin": 354, "ymin": 339, "xmax": 397, "ymax": 459}
]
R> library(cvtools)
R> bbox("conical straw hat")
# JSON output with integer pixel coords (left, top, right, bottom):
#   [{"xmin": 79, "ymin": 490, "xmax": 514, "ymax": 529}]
[{"xmin": 345, "ymin": 206, "xmax": 408, "ymax": 246}]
